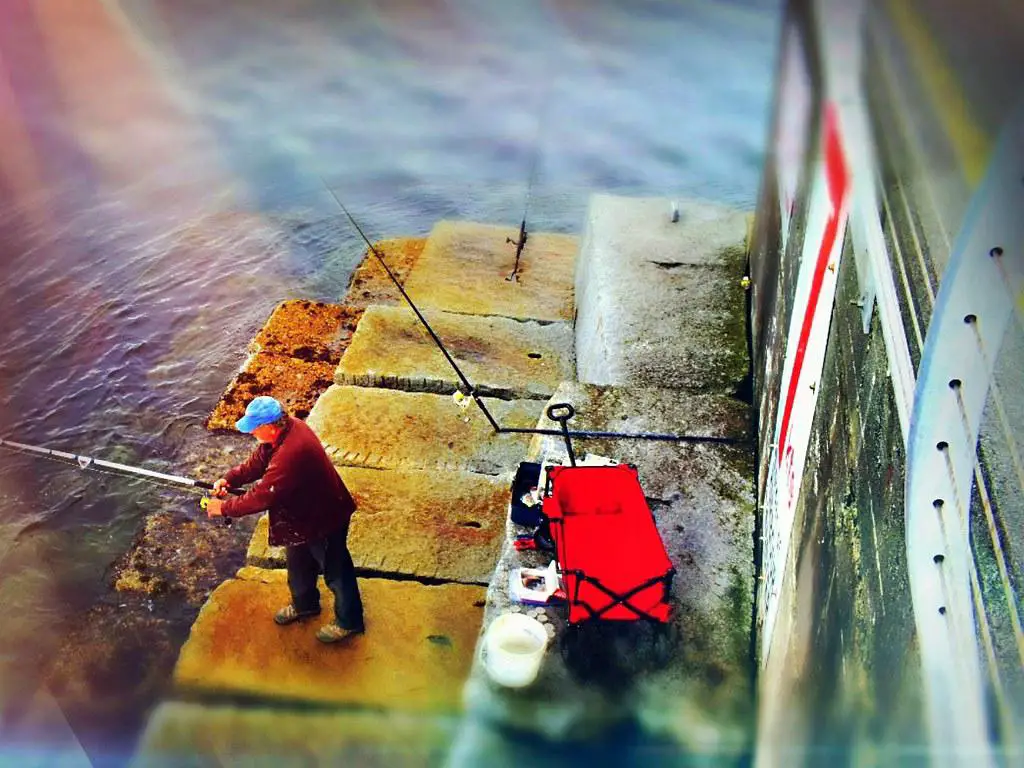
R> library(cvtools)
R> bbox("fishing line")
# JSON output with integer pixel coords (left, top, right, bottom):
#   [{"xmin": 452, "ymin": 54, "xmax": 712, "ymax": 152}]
[
  {"xmin": 506, "ymin": 49, "xmax": 557, "ymax": 282},
  {"xmin": 320, "ymin": 182, "xmax": 501, "ymax": 432}
]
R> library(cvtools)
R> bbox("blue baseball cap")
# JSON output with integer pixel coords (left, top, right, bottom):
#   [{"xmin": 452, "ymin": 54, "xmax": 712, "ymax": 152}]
[{"xmin": 235, "ymin": 396, "xmax": 284, "ymax": 433}]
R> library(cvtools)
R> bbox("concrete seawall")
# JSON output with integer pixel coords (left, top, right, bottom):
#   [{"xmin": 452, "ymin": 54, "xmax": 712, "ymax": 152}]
[{"xmin": 131, "ymin": 195, "xmax": 756, "ymax": 766}]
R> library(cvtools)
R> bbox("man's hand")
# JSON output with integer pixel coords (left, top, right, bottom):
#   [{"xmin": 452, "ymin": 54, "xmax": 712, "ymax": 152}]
[
  {"xmin": 211, "ymin": 478, "xmax": 230, "ymax": 498},
  {"xmin": 205, "ymin": 498, "xmax": 226, "ymax": 518}
]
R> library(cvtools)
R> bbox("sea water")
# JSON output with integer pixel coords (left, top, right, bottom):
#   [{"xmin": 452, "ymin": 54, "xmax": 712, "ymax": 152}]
[{"xmin": 0, "ymin": 0, "xmax": 780, "ymax": 762}]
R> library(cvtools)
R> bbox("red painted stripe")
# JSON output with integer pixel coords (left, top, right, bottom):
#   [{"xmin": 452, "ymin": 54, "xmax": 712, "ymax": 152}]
[{"xmin": 777, "ymin": 105, "xmax": 850, "ymax": 466}]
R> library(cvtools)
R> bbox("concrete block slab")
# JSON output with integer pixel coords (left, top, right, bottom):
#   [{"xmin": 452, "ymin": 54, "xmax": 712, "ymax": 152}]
[
  {"xmin": 246, "ymin": 467, "xmax": 510, "ymax": 585},
  {"xmin": 401, "ymin": 221, "xmax": 577, "ymax": 322},
  {"xmin": 133, "ymin": 702, "xmax": 455, "ymax": 768},
  {"xmin": 172, "ymin": 569, "xmax": 486, "ymax": 713},
  {"xmin": 306, "ymin": 385, "xmax": 545, "ymax": 475},
  {"xmin": 633, "ymin": 451, "xmax": 755, "ymax": 751},
  {"xmin": 335, "ymin": 305, "xmax": 575, "ymax": 400},
  {"xmin": 244, "ymin": 515, "xmax": 284, "ymax": 570},
  {"xmin": 574, "ymin": 195, "xmax": 749, "ymax": 393},
  {"xmin": 459, "ymin": 527, "xmax": 634, "ymax": 741},
  {"xmin": 527, "ymin": 381, "xmax": 751, "ymax": 502}
]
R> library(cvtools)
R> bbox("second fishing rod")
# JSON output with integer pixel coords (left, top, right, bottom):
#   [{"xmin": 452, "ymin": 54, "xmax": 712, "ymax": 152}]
[{"xmin": 320, "ymin": 183, "xmax": 744, "ymax": 448}]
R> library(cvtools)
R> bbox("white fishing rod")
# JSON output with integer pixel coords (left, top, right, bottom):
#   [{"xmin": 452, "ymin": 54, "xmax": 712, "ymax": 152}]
[{"xmin": 0, "ymin": 437, "xmax": 241, "ymax": 523}]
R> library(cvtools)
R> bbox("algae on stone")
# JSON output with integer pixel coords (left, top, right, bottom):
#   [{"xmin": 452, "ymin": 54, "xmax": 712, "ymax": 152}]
[
  {"xmin": 345, "ymin": 237, "xmax": 427, "ymax": 309},
  {"xmin": 249, "ymin": 300, "xmax": 358, "ymax": 361},
  {"xmin": 207, "ymin": 300, "xmax": 361, "ymax": 431}
]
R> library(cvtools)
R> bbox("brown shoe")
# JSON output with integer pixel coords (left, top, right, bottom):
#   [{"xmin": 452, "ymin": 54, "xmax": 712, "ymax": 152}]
[
  {"xmin": 274, "ymin": 605, "xmax": 321, "ymax": 626},
  {"xmin": 316, "ymin": 623, "xmax": 365, "ymax": 644}
]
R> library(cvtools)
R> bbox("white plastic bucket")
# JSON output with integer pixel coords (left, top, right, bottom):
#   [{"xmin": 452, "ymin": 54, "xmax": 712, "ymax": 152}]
[{"xmin": 483, "ymin": 613, "xmax": 549, "ymax": 688}]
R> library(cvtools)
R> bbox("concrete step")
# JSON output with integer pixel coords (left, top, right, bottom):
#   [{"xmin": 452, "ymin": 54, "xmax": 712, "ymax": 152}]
[
  {"xmin": 574, "ymin": 195, "xmax": 750, "ymax": 394},
  {"xmin": 400, "ymin": 221, "xmax": 578, "ymax": 322},
  {"xmin": 247, "ymin": 467, "xmax": 511, "ymax": 585},
  {"xmin": 132, "ymin": 702, "xmax": 455, "ymax": 768},
  {"xmin": 456, "ymin": 381, "xmax": 755, "ymax": 753},
  {"xmin": 172, "ymin": 568, "xmax": 485, "ymax": 714},
  {"xmin": 306, "ymin": 384, "xmax": 545, "ymax": 476},
  {"xmin": 335, "ymin": 304, "xmax": 575, "ymax": 400}
]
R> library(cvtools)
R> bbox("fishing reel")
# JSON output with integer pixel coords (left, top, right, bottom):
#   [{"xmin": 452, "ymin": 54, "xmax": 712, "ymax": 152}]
[{"xmin": 199, "ymin": 496, "xmax": 233, "ymax": 526}]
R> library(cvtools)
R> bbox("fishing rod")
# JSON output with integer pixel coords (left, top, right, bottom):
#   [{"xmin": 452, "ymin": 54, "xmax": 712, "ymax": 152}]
[
  {"xmin": 321, "ymin": 182, "xmax": 500, "ymax": 433},
  {"xmin": 319, "ymin": 181, "xmax": 745, "ymax": 448},
  {"xmin": 0, "ymin": 437, "xmax": 242, "ymax": 523},
  {"xmin": 505, "ymin": 72, "xmax": 553, "ymax": 283},
  {"xmin": 505, "ymin": 218, "xmax": 528, "ymax": 282}
]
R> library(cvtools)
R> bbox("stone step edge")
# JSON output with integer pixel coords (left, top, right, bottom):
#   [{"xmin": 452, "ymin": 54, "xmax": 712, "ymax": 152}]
[
  {"xmin": 235, "ymin": 563, "xmax": 497, "ymax": 591},
  {"xmin": 164, "ymin": 685, "xmax": 471, "ymax": 720},
  {"xmin": 319, "ymin": 449, "xmax": 517, "ymax": 476},
  {"xmin": 240, "ymin": 554, "xmax": 495, "ymax": 588},
  {"xmin": 333, "ymin": 373, "xmax": 553, "ymax": 402}
]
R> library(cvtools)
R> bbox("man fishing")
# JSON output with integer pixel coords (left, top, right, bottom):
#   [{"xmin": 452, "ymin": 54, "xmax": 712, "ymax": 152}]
[{"xmin": 204, "ymin": 395, "xmax": 365, "ymax": 644}]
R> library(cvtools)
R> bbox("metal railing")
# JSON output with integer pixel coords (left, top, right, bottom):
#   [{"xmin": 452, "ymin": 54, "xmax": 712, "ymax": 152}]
[{"xmin": 902, "ymin": 102, "xmax": 1023, "ymax": 765}]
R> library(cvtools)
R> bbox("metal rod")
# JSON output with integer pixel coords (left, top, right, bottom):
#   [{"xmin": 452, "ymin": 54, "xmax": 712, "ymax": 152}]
[
  {"xmin": 0, "ymin": 437, "xmax": 242, "ymax": 496},
  {"xmin": 951, "ymin": 382, "xmax": 1024, "ymax": 667},
  {"xmin": 505, "ymin": 218, "xmax": 528, "ymax": 282},
  {"xmin": 496, "ymin": 427, "xmax": 744, "ymax": 445}
]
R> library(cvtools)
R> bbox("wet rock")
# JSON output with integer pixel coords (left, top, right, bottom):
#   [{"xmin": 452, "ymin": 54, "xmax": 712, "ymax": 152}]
[
  {"xmin": 345, "ymin": 238, "xmax": 427, "ymax": 309},
  {"xmin": 109, "ymin": 509, "xmax": 254, "ymax": 606},
  {"xmin": 43, "ymin": 592, "xmax": 193, "ymax": 762}
]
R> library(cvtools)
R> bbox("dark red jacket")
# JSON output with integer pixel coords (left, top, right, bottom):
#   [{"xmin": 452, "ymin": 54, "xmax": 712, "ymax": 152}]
[{"xmin": 220, "ymin": 416, "xmax": 355, "ymax": 546}]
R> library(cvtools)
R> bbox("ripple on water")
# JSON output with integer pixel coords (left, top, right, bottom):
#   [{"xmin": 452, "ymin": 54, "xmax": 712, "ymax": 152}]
[{"xmin": 0, "ymin": 0, "xmax": 778, "ymax": 757}]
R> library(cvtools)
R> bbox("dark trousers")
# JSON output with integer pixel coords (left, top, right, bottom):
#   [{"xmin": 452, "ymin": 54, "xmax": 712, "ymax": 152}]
[{"xmin": 286, "ymin": 522, "xmax": 364, "ymax": 631}]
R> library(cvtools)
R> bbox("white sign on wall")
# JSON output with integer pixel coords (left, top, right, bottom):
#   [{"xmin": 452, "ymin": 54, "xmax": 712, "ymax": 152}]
[{"xmin": 760, "ymin": 103, "xmax": 852, "ymax": 662}]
